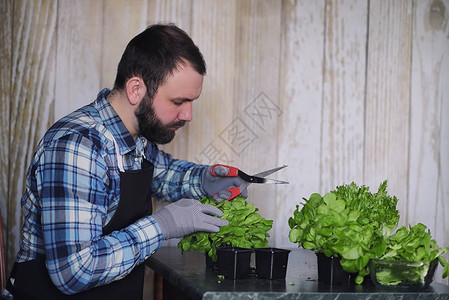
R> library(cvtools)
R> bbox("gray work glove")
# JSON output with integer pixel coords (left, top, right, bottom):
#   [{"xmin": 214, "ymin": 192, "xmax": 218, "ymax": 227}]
[
  {"xmin": 152, "ymin": 198, "xmax": 229, "ymax": 240},
  {"xmin": 202, "ymin": 165, "xmax": 248, "ymax": 202}
]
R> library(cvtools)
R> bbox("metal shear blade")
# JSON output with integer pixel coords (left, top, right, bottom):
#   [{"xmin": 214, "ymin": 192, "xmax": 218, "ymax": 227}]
[
  {"xmin": 253, "ymin": 165, "xmax": 288, "ymax": 178},
  {"xmin": 238, "ymin": 165, "xmax": 289, "ymax": 192}
]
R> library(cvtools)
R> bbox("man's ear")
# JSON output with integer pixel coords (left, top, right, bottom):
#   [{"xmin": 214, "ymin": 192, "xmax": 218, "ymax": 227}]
[{"xmin": 125, "ymin": 77, "xmax": 145, "ymax": 106}]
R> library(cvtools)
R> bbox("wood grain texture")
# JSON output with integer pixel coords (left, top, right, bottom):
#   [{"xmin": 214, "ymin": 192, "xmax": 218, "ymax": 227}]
[
  {"xmin": 147, "ymin": 0, "xmax": 192, "ymax": 29},
  {"xmin": 320, "ymin": 0, "xmax": 368, "ymax": 192},
  {"xmin": 143, "ymin": 0, "xmax": 195, "ymax": 249},
  {"xmin": 230, "ymin": 0, "xmax": 283, "ymax": 238},
  {"xmin": 147, "ymin": 0, "xmax": 193, "ymax": 161},
  {"xmin": 409, "ymin": 0, "xmax": 449, "ymax": 284},
  {"xmin": 364, "ymin": 0, "xmax": 412, "ymax": 228},
  {"xmin": 101, "ymin": 0, "xmax": 149, "ymax": 89},
  {"xmin": 276, "ymin": 0, "xmax": 326, "ymax": 246},
  {"xmin": 55, "ymin": 0, "xmax": 103, "ymax": 120},
  {"xmin": 188, "ymin": 0, "xmax": 238, "ymax": 166}
]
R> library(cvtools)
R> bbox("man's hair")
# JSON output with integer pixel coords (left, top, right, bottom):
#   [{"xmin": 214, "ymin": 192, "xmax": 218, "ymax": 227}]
[{"xmin": 113, "ymin": 23, "xmax": 206, "ymax": 100}]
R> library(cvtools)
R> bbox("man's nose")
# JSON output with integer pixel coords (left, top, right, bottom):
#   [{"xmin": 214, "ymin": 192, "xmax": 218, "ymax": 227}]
[{"xmin": 179, "ymin": 102, "xmax": 193, "ymax": 121}]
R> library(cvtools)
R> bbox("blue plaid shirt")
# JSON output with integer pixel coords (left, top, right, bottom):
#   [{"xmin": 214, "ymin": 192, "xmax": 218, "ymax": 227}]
[{"xmin": 15, "ymin": 88, "xmax": 208, "ymax": 295}]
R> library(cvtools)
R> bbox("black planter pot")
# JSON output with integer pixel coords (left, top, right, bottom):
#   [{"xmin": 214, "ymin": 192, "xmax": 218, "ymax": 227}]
[
  {"xmin": 217, "ymin": 247, "xmax": 252, "ymax": 279},
  {"xmin": 255, "ymin": 248, "xmax": 291, "ymax": 280},
  {"xmin": 205, "ymin": 253, "xmax": 218, "ymax": 269},
  {"xmin": 316, "ymin": 253, "xmax": 352, "ymax": 285}
]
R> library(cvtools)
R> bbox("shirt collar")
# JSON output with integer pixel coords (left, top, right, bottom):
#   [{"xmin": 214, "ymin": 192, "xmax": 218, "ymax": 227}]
[{"xmin": 95, "ymin": 88, "xmax": 137, "ymax": 155}]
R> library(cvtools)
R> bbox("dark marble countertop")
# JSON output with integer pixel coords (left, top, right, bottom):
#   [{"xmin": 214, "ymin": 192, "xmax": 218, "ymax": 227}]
[{"xmin": 146, "ymin": 247, "xmax": 449, "ymax": 300}]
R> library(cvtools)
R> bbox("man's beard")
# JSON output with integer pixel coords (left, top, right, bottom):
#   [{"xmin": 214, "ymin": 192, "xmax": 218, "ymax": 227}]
[{"xmin": 135, "ymin": 95, "xmax": 186, "ymax": 144}]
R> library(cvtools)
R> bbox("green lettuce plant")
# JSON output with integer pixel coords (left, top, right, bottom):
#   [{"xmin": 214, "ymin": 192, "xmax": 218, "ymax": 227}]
[
  {"xmin": 178, "ymin": 196, "xmax": 273, "ymax": 262},
  {"xmin": 288, "ymin": 181, "xmax": 399, "ymax": 284},
  {"xmin": 374, "ymin": 223, "xmax": 449, "ymax": 285}
]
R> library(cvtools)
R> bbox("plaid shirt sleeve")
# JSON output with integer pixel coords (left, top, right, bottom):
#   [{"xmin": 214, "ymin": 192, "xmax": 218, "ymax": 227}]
[
  {"xmin": 35, "ymin": 133, "xmax": 162, "ymax": 295},
  {"xmin": 148, "ymin": 142, "xmax": 209, "ymax": 202}
]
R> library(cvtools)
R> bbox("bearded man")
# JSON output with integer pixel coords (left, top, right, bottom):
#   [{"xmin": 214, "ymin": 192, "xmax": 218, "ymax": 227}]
[{"xmin": 3, "ymin": 24, "xmax": 245, "ymax": 300}]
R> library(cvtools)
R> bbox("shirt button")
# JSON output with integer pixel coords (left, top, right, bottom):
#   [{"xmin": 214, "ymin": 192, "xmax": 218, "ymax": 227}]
[{"xmin": 135, "ymin": 157, "xmax": 139, "ymax": 162}]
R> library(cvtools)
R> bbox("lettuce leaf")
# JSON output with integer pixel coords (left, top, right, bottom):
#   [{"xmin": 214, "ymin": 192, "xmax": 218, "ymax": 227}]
[
  {"xmin": 178, "ymin": 196, "xmax": 273, "ymax": 262},
  {"xmin": 288, "ymin": 180, "xmax": 399, "ymax": 284}
]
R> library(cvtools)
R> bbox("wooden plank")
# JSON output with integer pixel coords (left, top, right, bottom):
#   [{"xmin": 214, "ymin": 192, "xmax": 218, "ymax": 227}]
[
  {"xmin": 146, "ymin": 0, "xmax": 193, "ymax": 161},
  {"xmin": 144, "ymin": 0, "xmax": 195, "ymax": 248},
  {"xmin": 409, "ymin": 0, "xmax": 449, "ymax": 285},
  {"xmin": 55, "ymin": 0, "xmax": 103, "ymax": 120},
  {"xmin": 0, "ymin": 0, "xmax": 13, "ymax": 275},
  {"xmin": 101, "ymin": 0, "xmax": 149, "ymax": 89},
  {"xmin": 320, "ymin": 0, "xmax": 368, "ymax": 191},
  {"xmin": 147, "ymin": 0, "xmax": 193, "ymax": 29},
  {"xmin": 276, "ymin": 0, "xmax": 326, "ymax": 247},
  {"xmin": 364, "ymin": 0, "xmax": 412, "ymax": 228},
  {"xmin": 188, "ymin": 0, "xmax": 237, "ymax": 166},
  {"xmin": 5, "ymin": 0, "xmax": 57, "ymax": 273},
  {"xmin": 231, "ymin": 0, "xmax": 283, "ymax": 236}
]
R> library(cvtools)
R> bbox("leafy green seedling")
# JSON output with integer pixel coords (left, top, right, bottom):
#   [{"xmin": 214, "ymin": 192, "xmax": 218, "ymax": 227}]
[{"xmin": 178, "ymin": 196, "xmax": 273, "ymax": 262}]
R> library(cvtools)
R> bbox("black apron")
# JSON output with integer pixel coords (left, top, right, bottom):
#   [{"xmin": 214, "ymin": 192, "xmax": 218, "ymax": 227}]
[{"xmin": 7, "ymin": 157, "xmax": 154, "ymax": 300}]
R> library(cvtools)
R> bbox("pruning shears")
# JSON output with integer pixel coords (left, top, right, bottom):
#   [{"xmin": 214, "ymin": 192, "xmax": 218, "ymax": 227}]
[{"xmin": 210, "ymin": 164, "xmax": 289, "ymax": 201}]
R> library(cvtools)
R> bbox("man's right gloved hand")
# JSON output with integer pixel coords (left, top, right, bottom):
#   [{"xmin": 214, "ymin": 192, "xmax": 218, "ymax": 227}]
[
  {"xmin": 202, "ymin": 165, "xmax": 248, "ymax": 202},
  {"xmin": 151, "ymin": 198, "xmax": 229, "ymax": 240}
]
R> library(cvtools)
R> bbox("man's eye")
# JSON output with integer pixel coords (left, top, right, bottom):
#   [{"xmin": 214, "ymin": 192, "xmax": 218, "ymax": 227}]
[{"xmin": 172, "ymin": 99, "xmax": 184, "ymax": 106}]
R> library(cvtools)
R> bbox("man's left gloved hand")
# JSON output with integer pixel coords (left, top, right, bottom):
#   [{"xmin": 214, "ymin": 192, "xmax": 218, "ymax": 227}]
[
  {"xmin": 152, "ymin": 199, "xmax": 228, "ymax": 240},
  {"xmin": 202, "ymin": 165, "xmax": 248, "ymax": 202}
]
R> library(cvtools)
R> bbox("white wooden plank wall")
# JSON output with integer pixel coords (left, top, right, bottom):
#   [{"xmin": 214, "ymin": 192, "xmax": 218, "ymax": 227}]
[
  {"xmin": 1, "ymin": 0, "xmax": 448, "ymax": 290},
  {"xmin": 364, "ymin": 0, "xmax": 412, "ymax": 230},
  {"xmin": 321, "ymin": 0, "xmax": 367, "ymax": 192},
  {"xmin": 277, "ymin": 0, "xmax": 325, "ymax": 248},
  {"xmin": 409, "ymin": 0, "xmax": 449, "ymax": 283},
  {"xmin": 55, "ymin": 0, "xmax": 102, "ymax": 119}
]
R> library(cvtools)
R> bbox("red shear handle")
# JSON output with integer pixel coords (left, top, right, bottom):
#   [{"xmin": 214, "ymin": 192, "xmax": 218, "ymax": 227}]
[
  {"xmin": 210, "ymin": 164, "xmax": 239, "ymax": 177},
  {"xmin": 213, "ymin": 186, "xmax": 241, "ymax": 203}
]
